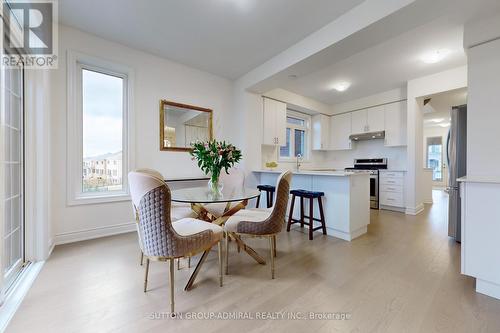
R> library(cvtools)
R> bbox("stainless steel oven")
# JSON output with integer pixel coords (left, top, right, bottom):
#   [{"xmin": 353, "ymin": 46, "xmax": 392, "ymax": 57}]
[
  {"xmin": 369, "ymin": 170, "xmax": 379, "ymax": 209},
  {"xmin": 345, "ymin": 158, "xmax": 387, "ymax": 209}
]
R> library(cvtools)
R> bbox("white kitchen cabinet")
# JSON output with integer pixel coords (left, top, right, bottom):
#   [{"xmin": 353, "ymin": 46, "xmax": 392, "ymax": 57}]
[
  {"xmin": 367, "ymin": 106, "xmax": 385, "ymax": 132},
  {"xmin": 312, "ymin": 114, "xmax": 330, "ymax": 150},
  {"xmin": 329, "ymin": 113, "xmax": 352, "ymax": 150},
  {"xmin": 351, "ymin": 106, "xmax": 385, "ymax": 134},
  {"xmin": 351, "ymin": 110, "xmax": 367, "ymax": 134},
  {"xmin": 262, "ymin": 97, "xmax": 287, "ymax": 146},
  {"xmin": 384, "ymin": 101, "xmax": 407, "ymax": 147},
  {"xmin": 379, "ymin": 171, "xmax": 405, "ymax": 212}
]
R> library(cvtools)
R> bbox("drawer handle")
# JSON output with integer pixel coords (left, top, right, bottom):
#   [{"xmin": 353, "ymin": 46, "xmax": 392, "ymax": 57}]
[{"xmin": 386, "ymin": 198, "xmax": 395, "ymax": 201}]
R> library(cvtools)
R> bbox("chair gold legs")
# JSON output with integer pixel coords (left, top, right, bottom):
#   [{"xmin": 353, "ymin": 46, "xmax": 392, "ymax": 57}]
[
  {"xmin": 140, "ymin": 251, "xmax": 144, "ymax": 266},
  {"xmin": 269, "ymin": 236, "xmax": 275, "ymax": 279},
  {"xmin": 218, "ymin": 241, "xmax": 223, "ymax": 287},
  {"xmin": 225, "ymin": 232, "xmax": 229, "ymax": 275},
  {"xmin": 169, "ymin": 259, "xmax": 175, "ymax": 314},
  {"xmin": 144, "ymin": 258, "xmax": 150, "ymax": 292},
  {"xmin": 176, "ymin": 257, "xmax": 191, "ymax": 270},
  {"xmin": 273, "ymin": 235, "xmax": 277, "ymax": 257}
]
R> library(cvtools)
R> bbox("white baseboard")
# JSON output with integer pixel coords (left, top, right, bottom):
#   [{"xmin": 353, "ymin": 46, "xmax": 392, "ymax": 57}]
[
  {"xmin": 327, "ymin": 226, "xmax": 367, "ymax": 241},
  {"xmin": 54, "ymin": 221, "xmax": 136, "ymax": 245},
  {"xmin": 48, "ymin": 239, "xmax": 55, "ymax": 257},
  {"xmin": 379, "ymin": 205, "xmax": 406, "ymax": 213},
  {"xmin": 405, "ymin": 203, "xmax": 425, "ymax": 215},
  {"xmin": 476, "ymin": 279, "xmax": 500, "ymax": 300}
]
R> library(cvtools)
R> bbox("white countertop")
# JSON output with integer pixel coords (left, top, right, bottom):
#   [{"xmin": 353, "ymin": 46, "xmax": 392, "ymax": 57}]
[
  {"xmin": 457, "ymin": 176, "xmax": 500, "ymax": 184},
  {"xmin": 380, "ymin": 169, "xmax": 407, "ymax": 172},
  {"xmin": 253, "ymin": 170, "xmax": 370, "ymax": 177}
]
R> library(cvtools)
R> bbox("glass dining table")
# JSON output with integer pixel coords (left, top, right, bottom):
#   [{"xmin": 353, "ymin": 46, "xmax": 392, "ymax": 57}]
[{"xmin": 171, "ymin": 186, "xmax": 265, "ymax": 290}]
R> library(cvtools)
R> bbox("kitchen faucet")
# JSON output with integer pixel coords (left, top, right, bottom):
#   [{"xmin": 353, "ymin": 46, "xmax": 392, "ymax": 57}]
[{"xmin": 296, "ymin": 154, "xmax": 302, "ymax": 171}]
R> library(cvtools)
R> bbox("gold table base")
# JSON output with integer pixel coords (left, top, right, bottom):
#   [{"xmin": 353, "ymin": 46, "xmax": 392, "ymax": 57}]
[{"xmin": 183, "ymin": 199, "xmax": 266, "ymax": 291}]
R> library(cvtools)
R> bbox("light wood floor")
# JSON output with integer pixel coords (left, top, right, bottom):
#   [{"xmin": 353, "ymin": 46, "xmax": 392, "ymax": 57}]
[{"xmin": 7, "ymin": 191, "xmax": 500, "ymax": 332}]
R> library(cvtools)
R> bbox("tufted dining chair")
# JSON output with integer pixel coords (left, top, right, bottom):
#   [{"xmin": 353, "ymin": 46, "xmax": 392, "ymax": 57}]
[
  {"xmin": 135, "ymin": 168, "xmax": 196, "ymax": 221},
  {"xmin": 128, "ymin": 171, "xmax": 224, "ymax": 313},
  {"xmin": 204, "ymin": 167, "xmax": 246, "ymax": 217},
  {"xmin": 132, "ymin": 168, "xmax": 196, "ymax": 267},
  {"xmin": 224, "ymin": 171, "xmax": 292, "ymax": 279}
]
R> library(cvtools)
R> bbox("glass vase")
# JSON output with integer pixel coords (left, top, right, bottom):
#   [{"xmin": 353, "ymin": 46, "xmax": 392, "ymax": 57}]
[{"xmin": 208, "ymin": 178, "xmax": 223, "ymax": 195}]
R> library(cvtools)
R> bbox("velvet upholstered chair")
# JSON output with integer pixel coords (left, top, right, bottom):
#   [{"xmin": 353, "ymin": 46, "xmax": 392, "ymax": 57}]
[
  {"xmin": 128, "ymin": 170, "xmax": 224, "ymax": 313},
  {"xmin": 132, "ymin": 168, "xmax": 196, "ymax": 267},
  {"xmin": 224, "ymin": 171, "xmax": 292, "ymax": 279}
]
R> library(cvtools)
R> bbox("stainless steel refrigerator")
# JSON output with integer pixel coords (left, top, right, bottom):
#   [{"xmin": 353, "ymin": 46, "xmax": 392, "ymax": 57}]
[{"xmin": 446, "ymin": 105, "xmax": 467, "ymax": 242}]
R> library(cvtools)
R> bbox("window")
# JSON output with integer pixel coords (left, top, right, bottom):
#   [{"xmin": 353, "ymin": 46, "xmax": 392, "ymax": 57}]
[
  {"xmin": 279, "ymin": 111, "xmax": 310, "ymax": 160},
  {"xmin": 82, "ymin": 69, "xmax": 124, "ymax": 193},
  {"xmin": 67, "ymin": 52, "xmax": 134, "ymax": 204},
  {"xmin": 2, "ymin": 52, "xmax": 26, "ymax": 289},
  {"xmin": 427, "ymin": 136, "xmax": 443, "ymax": 181}
]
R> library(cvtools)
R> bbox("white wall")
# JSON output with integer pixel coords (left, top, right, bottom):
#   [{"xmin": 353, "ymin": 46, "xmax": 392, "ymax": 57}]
[
  {"xmin": 51, "ymin": 25, "xmax": 233, "ymax": 243},
  {"xmin": 460, "ymin": 12, "xmax": 500, "ymax": 300},
  {"xmin": 406, "ymin": 66, "xmax": 467, "ymax": 214},
  {"xmin": 467, "ymin": 37, "xmax": 500, "ymax": 178},
  {"xmin": 263, "ymin": 88, "xmax": 331, "ymax": 115},
  {"xmin": 324, "ymin": 140, "xmax": 407, "ymax": 170},
  {"xmin": 330, "ymin": 88, "xmax": 406, "ymax": 114}
]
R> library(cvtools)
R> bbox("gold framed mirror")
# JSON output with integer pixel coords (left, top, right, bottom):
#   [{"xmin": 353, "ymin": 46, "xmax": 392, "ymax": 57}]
[{"xmin": 159, "ymin": 100, "xmax": 213, "ymax": 151}]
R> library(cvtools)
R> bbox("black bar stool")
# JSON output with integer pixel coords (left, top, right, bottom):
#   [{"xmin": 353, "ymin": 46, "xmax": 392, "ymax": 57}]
[
  {"xmin": 256, "ymin": 185, "xmax": 276, "ymax": 208},
  {"xmin": 286, "ymin": 190, "xmax": 326, "ymax": 240}
]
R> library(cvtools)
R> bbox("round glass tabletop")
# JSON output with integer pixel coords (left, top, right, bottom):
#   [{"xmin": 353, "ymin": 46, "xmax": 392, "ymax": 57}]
[{"xmin": 171, "ymin": 187, "xmax": 261, "ymax": 204}]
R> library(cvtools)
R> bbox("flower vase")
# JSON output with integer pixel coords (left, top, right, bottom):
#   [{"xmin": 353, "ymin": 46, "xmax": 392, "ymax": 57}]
[{"xmin": 208, "ymin": 178, "xmax": 223, "ymax": 195}]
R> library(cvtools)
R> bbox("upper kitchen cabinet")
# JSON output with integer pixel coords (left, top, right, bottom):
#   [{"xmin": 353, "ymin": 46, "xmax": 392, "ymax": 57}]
[
  {"xmin": 312, "ymin": 114, "xmax": 330, "ymax": 150},
  {"xmin": 262, "ymin": 97, "xmax": 287, "ymax": 146},
  {"xmin": 351, "ymin": 110, "xmax": 367, "ymax": 134},
  {"xmin": 384, "ymin": 101, "xmax": 407, "ymax": 147},
  {"xmin": 351, "ymin": 106, "xmax": 385, "ymax": 134},
  {"xmin": 330, "ymin": 112, "xmax": 352, "ymax": 150}
]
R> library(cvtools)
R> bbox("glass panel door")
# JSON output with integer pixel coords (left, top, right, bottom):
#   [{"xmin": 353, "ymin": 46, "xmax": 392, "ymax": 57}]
[
  {"xmin": 2, "ymin": 54, "xmax": 25, "ymax": 289},
  {"xmin": 427, "ymin": 137, "xmax": 443, "ymax": 182}
]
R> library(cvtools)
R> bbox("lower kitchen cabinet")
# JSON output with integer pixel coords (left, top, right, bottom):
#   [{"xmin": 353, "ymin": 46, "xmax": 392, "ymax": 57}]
[{"xmin": 379, "ymin": 171, "xmax": 406, "ymax": 212}]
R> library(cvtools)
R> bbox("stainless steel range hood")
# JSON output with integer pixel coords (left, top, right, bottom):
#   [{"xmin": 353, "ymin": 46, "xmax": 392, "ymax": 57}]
[{"xmin": 349, "ymin": 130, "xmax": 385, "ymax": 141}]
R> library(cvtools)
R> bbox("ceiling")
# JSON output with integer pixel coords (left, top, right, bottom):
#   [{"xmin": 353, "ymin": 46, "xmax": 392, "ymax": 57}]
[
  {"xmin": 423, "ymin": 87, "xmax": 467, "ymax": 128},
  {"xmin": 246, "ymin": 0, "xmax": 500, "ymax": 105},
  {"xmin": 59, "ymin": 0, "xmax": 364, "ymax": 79},
  {"xmin": 280, "ymin": 18, "xmax": 467, "ymax": 105}
]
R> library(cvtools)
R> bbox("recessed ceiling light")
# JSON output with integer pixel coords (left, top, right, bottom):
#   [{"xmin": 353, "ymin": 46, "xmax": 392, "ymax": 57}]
[
  {"xmin": 421, "ymin": 49, "xmax": 451, "ymax": 64},
  {"xmin": 439, "ymin": 123, "xmax": 450, "ymax": 127},
  {"xmin": 331, "ymin": 81, "xmax": 351, "ymax": 92},
  {"xmin": 221, "ymin": 0, "xmax": 254, "ymax": 11},
  {"xmin": 429, "ymin": 118, "xmax": 445, "ymax": 123}
]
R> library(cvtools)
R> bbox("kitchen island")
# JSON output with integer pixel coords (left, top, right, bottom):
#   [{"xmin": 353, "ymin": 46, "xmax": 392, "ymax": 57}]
[{"xmin": 253, "ymin": 170, "xmax": 370, "ymax": 241}]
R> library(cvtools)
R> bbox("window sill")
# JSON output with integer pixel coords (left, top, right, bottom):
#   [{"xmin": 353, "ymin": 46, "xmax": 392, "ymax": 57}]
[{"xmin": 67, "ymin": 192, "xmax": 130, "ymax": 206}]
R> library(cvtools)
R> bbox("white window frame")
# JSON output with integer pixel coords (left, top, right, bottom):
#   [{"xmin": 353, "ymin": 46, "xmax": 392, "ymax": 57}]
[
  {"xmin": 67, "ymin": 51, "xmax": 135, "ymax": 206},
  {"xmin": 278, "ymin": 110, "xmax": 311, "ymax": 162}
]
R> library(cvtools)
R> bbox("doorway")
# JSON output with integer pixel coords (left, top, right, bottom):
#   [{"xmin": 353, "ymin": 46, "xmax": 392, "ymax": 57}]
[{"xmin": 426, "ymin": 136, "xmax": 444, "ymax": 184}]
